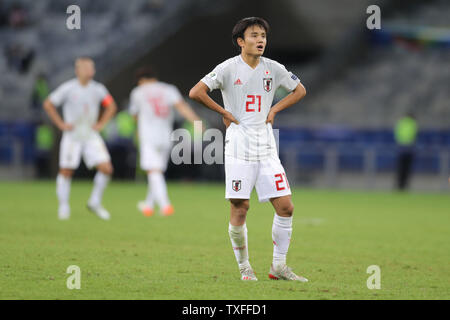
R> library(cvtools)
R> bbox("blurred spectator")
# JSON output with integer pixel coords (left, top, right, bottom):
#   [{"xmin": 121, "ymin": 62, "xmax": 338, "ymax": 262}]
[
  {"xmin": 8, "ymin": 3, "xmax": 28, "ymax": 28},
  {"xmin": 145, "ymin": 0, "xmax": 165, "ymax": 14},
  {"xmin": 394, "ymin": 112, "xmax": 418, "ymax": 190},
  {"xmin": 4, "ymin": 43, "xmax": 35, "ymax": 73},
  {"xmin": 34, "ymin": 121, "xmax": 55, "ymax": 179},
  {"xmin": 31, "ymin": 73, "xmax": 50, "ymax": 115}
]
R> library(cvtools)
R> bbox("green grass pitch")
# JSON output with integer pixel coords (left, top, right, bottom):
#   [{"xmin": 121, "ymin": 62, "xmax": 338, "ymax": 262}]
[{"xmin": 0, "ymin": 180, "xmax": 448, "ymax": 299}]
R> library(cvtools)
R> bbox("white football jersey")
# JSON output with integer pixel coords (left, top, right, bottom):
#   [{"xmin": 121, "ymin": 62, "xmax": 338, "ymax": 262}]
[
  {"xmin": 201, "ymin": 55, "xmax": 301, "ymax": 161},
  {"xmin": 129, "ymin": 81, "xmax": 182, "ymax": 147},
  {"xmin": 49, "ymin": 78, "xmax": 112, "ymax": 141}
]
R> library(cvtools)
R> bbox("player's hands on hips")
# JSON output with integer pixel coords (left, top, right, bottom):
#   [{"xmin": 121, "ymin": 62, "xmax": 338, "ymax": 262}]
[
  {"xmin": 266, "ymin": 110, "xmax": 276, "ymax": 125},
  {"xmin": 59, "ymin": 122, "xmax": 74, "ymax": 131},
  {"xmin": 222, "ymin": 111, "xmax": 239, "ymax": 128}
]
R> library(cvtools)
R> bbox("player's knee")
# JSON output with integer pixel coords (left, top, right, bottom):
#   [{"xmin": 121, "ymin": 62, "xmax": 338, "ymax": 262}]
[
  {"xmin": 279, "ymin": 202, "xmax": 294, "ymax": 217},
  {"xmin": 98, "ymin": 163, "xmax": 113, "ymax": 176},
  {"xmin": 59, "ymin": 168, "xmax": 73, "ymax": 178},
  {"xmin": 230, "ymin": 199, "xmax": 249, "ymax": 213},
  {"xmin": 107, "ymin": 164, "xmax": 114, "ymax": 176},
  {"xmin": 106, "ymin": 166, "xmax": 114, "ymax": 176}
]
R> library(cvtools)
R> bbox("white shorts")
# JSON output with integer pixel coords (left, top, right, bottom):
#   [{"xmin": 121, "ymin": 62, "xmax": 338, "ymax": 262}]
[
  {"xmin": 140, "ymin": 143, "xmax": 171, "ymax": 172},
  {"xmin": 225, "ymin": 154, "xmax": 292, "ymax": 202},
  {"xmin": 59, "ymin": 132, "xmax": 111, "ymax": 170}
]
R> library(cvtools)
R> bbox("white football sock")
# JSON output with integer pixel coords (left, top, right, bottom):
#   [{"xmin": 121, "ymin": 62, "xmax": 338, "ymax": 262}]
[
  {"xmin": 148, "ymin": 172, "xmax": 170, "ymax": 209},
  {"xmin": 145, "ymin": 174, "xmax": 155, "ymax": 209},
  {"xmin": 272, "ymin": 214, "xmax": 293, "ymax": 269},
  {"xmin": 56, "ymin": 174, "xmax": 71, "ymax": 207},
  {"xmin": 228, "ymin": 223, "xmax": 250, "ymax": 269},
  {"xmin": 88, "ymin": 172, "xmax": 110, "ymax": 207}
]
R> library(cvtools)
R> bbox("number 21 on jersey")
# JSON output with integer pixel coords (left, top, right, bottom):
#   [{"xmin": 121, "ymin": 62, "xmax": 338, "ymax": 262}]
[{"xmin": 246, "ymin": 95, "xmax": 261, "ymax": 112}]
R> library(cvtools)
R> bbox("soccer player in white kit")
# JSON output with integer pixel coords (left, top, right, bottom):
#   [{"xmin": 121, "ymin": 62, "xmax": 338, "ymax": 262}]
[
  {"xmin": 190, "ymin": 17, "xmax": 308, "ymax": 281},
  {"xmin": 129, "ymin": 66, "xmax": 201, "ymax": 217},
  {"xmin": 43, "ymin": 57, "xmax": 117, "ymax": 220}
]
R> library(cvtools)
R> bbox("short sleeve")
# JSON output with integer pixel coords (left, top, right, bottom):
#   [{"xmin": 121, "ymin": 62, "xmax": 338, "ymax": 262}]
[
  {"xmin": 168, "ymin": 85, "xmax": 183, "ymax": 105},
  {"xmin": 200, "ymin": 64, "xmax": 225, "ymax": 91},
  {"xmin": 128, "ymin": 90, "xmax": 139, "ymax": 116},
  {"xmin": 275, "ymin": 63, "xmax": 301, "ymax": 92},
  {"xmin": 48, "ymin": 82, "xmax": 70, "ymax": 107}
]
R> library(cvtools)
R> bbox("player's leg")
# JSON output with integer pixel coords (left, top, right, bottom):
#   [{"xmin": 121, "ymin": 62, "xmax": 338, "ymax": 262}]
[
  {"xmin": 86, "ymin": 161, "xmax": 112, "ymax": 220},
  {"xmin": 57, "ymin": 134, "xmax": 81, "ymax": 220},
  {"xmin": 57, "ymin": 168, "xmax": 74, "ymax": 220},
  {"xmin": 136, "ymin": 143, "xmax": 154, "ymax": 216},
  {"xmin": 270, "ymin": 195, "xmax": 294, "ymax": 267},
  {"xmin": 228, "ymin": 198, "xmax": 257, "ymax": 280},
  {"xmin": 140, "ymin": 143, "xmax": 173, "ymax": 216},
  {"xmin": 225, "ymin": 155, "xmax": 258, "ymax": 280},
  {"xmin": 89, "ymin": 161, "xmax": 113, "ymax": 206},
  {"xmin": 83, "ymin": 134, "xmax": 113, "ymax": 220},
  {"xmin": 137, "ymin": 169, "xmax": 155, "ymax": 217},
  {"xmin": 269, "ymin": 195, "xmax": 307, "ymax": 282},
  {"xmin": 255, "ymin": 156, "xmax": 307, "ymax": 282},
  {"xmin": 147, "ymin": 169, "xmax": 173, "ymax": 216}
]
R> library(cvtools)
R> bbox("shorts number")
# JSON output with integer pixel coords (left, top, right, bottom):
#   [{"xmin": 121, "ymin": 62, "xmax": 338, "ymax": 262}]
[
  {"xmin": 275, "ymin": 173, "xmax": 290, "ymax": 191},
  {"xmin": 246, "ymin": 95, "xmax": 261, "ymax": 112}
]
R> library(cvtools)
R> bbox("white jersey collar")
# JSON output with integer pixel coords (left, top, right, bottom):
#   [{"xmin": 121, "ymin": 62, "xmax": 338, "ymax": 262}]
[{"xmin": 239, "ymin": 54, "xmax": 262, "ymax": 70}]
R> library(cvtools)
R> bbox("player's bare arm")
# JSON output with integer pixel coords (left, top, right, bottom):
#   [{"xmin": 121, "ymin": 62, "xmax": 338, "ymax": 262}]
[
  {"xmin": 93, "ymin": 99, "xmax": 117, "ymax": 131},
  {"xmin": 43, "ymin": 98, "xmax": 73, "ymax": 131},
  {"xmin": 174, "ymin": 100, "xmax": 201, "ymax": 123},
  {"xmin": 189, "ymin": 81, "xmax": 239, "ymax": 127},
  {"xmin": 266, "ymin": 83, "xmax": 306, "ymax": 125}
]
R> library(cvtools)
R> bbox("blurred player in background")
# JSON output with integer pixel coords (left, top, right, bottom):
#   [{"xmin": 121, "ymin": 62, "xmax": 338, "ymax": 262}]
[
  {"xmin": 190, "ymin": 17, "xmax": 307, "ymax": 281},
  {"xmin": 43, "ymin": 57, "xmax": 117, "ymax": 220},
  {"xmin": 130, "ymin": 66, "xmax": 201, "ymax": 217}
]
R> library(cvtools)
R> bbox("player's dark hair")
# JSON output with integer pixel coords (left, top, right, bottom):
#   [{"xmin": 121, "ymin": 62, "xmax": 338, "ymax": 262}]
[
  {"xmin": 77, "ymin": 56, "xmax": 93, "ymax": 61},
  {"xmin": 231, "ymin": 17, "xmax": 270, "ymax": 50},
  {"xmin": 75, "ymin": 56, "xmax": 94, "ymax": 66},
  {"xmin": 135, "ymin": 66, "xmax": 158, "ymax": 82}
]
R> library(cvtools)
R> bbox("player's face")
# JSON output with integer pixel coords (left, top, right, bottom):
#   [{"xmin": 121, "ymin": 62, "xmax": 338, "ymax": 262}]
[
  {"xmin": 239, "ymin": 25, "xmax": 267, "ymax": 57},
  {"xmin": 75, "ymin": 59, "xmax": 96, "ymax": 81}
]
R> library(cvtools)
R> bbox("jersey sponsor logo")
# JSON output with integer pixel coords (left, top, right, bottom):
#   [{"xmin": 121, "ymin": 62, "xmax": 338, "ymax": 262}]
[
  {"xmin": 263, "ymin": 77, "xmax": 272, "ymax": 92},
  {"xmin": 234, "ymin": 78, "xmax": 243, "ymax": 85},
  {"xmin": 291, "ymin": 73, "xmax": 298, "ymax": 81},
  {"xmin": 232, "ymin": 180, "xmax": 241, "ymax": 192}
]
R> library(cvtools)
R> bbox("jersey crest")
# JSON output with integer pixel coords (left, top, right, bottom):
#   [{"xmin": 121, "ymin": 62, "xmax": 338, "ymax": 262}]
[
  {"xmin": 263, "ymin": 77, "xmax": 272, "ymax": 92},
  {"xmin": 232, "ymin": 180, "xmax": 241, "ymax": 192}
]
